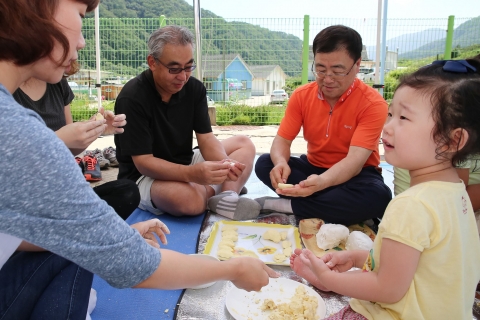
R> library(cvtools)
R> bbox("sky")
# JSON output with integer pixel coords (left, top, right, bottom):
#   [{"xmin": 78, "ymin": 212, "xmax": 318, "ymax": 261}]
[
  {"xmin": 185, "ymin": 0, "xmax": 479, "ymax": 46},
  {"xmin": 192, "ymin": 0, "xmax": 479, "ymax": 20}
]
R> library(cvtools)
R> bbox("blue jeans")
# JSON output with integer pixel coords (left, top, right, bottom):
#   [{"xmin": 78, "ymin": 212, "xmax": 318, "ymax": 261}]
[
  {"xmin": 255, "ymin": 154, "xmax": 392, "ymax": 225},
  {"xmin": 0, "ymin": 251, "xmax": 93, "ymax": 320}
]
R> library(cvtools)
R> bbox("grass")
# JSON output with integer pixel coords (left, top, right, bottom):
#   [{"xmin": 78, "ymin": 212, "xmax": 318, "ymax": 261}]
[
  {"xmin": 71, "ymin": 97, "xmax": 286, "ymax": 125},
  {"xmin": 216, "ymin": 104, "xmax": 286, "ymax": 126},
  {"xmin": 70, "ymin": 99, "xmax": 115, "ymax": 122}
]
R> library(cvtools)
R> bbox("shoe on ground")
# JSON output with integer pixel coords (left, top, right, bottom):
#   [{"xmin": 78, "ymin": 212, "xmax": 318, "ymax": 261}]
[
  {"xmin": 86, "ymin": 288, "xmax": 97, "ymax": 320},
  {"xmin": 83, "ymin": 155, "xmax": 102, "ymax": 181},
  {"xmin": 85, "ymin": 149, "xmax": 110, "ymax": 169},
  {"xmin": 75, "ymin": 156, "xmax": 84, "ymax": 173},
  {"xmin": 103, "ymin": 146, "xmax": 119, "ymax": 167}
]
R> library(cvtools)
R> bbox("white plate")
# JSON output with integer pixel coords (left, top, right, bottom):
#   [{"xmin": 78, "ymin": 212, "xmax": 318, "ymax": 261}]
[
  {"xmin": 204, "ymin": 221, "xmax": 302, "ymax": 266},
  {"xmin": 225, "ymin": 278, "xmax": 326, "ymax": 320},
  {"xmin": 187, "ymin": 254, "xmax": 219, "ymax": 289}
]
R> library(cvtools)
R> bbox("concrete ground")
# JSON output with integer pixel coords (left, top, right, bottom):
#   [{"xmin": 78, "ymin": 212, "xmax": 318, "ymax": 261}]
[
  {"xmin": 85, "ymin": 125, "xmax": 386, "ymax": 187},
  {"xmin": 87, "ymin": 124, "xmax": 385, "ymax": 157}
]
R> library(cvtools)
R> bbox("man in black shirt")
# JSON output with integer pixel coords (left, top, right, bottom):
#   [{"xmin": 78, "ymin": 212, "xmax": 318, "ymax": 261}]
[{"xmin": 115, "ymin": 26, "xmax": 260, "ymax": 220}]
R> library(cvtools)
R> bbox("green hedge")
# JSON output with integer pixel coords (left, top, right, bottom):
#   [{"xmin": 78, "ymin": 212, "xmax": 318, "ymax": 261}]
[
  {"xmin": 215, "ymin": 104, "xmax": 286, "ymax": 125},
  {"xmin": 70, "ymin": 100, "xmax": 115, "ymax": 122}
]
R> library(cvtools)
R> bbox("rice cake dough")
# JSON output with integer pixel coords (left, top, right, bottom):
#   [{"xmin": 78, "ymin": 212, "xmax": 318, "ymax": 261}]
[{"xmin": 263, "ymin": 229, "xmax": 281, "ymax": 243}]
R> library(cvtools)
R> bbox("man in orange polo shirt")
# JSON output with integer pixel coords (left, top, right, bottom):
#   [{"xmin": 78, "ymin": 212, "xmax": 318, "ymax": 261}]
[{"xmin": 255, "ymin": 25, "xmax": 392, "ymax": 226}]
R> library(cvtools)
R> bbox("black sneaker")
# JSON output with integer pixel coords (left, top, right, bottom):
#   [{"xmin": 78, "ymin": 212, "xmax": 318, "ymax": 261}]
[{"xmin": 83, "ymin": 155, "xmax": 102, "ymax": 181}]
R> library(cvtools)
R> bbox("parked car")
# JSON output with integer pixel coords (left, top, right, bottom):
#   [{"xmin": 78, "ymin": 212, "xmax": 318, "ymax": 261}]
[
  {"xmin": 356, "ymin": 67, "xmax": 373, "ymax": 81},
  {"xmin": 68, "ymin": 81, "xmax": 79, "ymax": 88},
  {"xmin": 270, "ymin": 89, "xmax": 289, "ymax": 104},
  {"xmin": 363, "ymin": 69, "xmax": 376, "ymax": 82},
  {"xmin": 226, "ymin": 78, "xmax": 243, "ymax": 90},
  {"xmin": 356, "ymin": 72, "xmax": 365, "ymax": 81},
  {"xmin": 207, "ymin": 95, "xmax": 215, "ymax": 106},
  {"xmin": 363, "ymin": 67, "xmax": 391, "ymax": 83}
]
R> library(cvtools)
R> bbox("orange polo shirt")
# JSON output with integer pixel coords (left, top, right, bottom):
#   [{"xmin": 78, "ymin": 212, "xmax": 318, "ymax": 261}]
[{"xmin": 278, "ymin": 79, "xmax": 387, "ymax": 168}]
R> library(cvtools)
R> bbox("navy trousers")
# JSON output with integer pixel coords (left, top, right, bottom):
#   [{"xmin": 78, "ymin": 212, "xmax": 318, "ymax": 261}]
[
  {"xmin": 94, "ymin": 179, "xmax": 140, "ymax": 220},
  {"xmin": 0, "ymin": 251, "xmax": 93, "ymax": 320},
  {"xmin": 255, "ymin": 154, "xmax": 392, "ymax": 225}
]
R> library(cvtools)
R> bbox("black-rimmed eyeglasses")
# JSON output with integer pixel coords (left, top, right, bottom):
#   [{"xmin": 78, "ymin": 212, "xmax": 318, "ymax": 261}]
[
  {"xmin": 153, "ymin": 57, "xmax": 196, "ymax": 74},
  {"xmin": 311, "ymin": 62, "xmax": 356, "ymax": 80}
]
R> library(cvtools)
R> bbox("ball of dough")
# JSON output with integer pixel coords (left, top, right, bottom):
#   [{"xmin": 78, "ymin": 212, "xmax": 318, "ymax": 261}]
[
  {"xmin": 222, "ymin": 229, "xmax": 238, "ymax": 235},
  {"xmin": 221, "ymin": 233, "xmax": 238, "ymax": 242},
  {"xmin": 281, "ymin": 240, "xmax": 292, "ymax": 249},
  {"xmin": 277, "ymin": 183, "xmax": 294, "ymax": 189},
  {"xmin": 283, "ymin": 247, "xmax": 292, "ymax": 256},
  {"xmin": 217, "ymin": 248, "xmax": 234, "ymax": 259},
  {"xmin": 222, "ymin": 225, "xmax": 238, "ymax": 232},
  {"xmin": 218, "ymin": 239, "xmax": 235, "ymax": 248},
  {"xmin": 316, "ymin": 224, "xmax": 350, "ymax": 250},
  {"xmin": 263, "ymin": 229, "xmax": 281, "ymax": 243},
  {"xmin": 94, "ymin": 112, "xmax": 104, "ymax": 121},
  {"xmin": 218, "ymin": 245, "xmax": 234, "ymax": 252},
  {"xmin": 273, "ymin": 253, "xmax": 287, "ymax": 263},
  {"xmin": 345, "ymin": 231, "xmax": 374, "ymax": 251}
]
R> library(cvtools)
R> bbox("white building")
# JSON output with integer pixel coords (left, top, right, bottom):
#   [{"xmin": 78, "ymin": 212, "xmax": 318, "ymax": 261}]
[{"xmin": 249, "ymin": 65, "xmax": 288, "ymax": 96}]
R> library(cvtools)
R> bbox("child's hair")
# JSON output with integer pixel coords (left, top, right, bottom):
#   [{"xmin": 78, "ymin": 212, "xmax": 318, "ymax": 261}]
[
  {"xmin": 0, "ymin": 0, "xmax": 99, "ymax": 66},
  {"xmin": 397, "ymin": 55, "xmax": 480, "ymax": 166}
]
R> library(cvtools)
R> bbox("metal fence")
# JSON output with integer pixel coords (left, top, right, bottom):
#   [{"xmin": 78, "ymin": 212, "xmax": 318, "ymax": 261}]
[{"xmin": 72, "ymin": 16, "xmax": 480, "ymax": 125}]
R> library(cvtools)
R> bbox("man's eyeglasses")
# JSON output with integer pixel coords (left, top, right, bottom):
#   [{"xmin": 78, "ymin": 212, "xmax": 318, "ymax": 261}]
[
  {"xmin": 154, "ymin": 57, "xmax": 196, "ymax": 74},
  {"xmin": 311, "ymin": 62, "xmax": 356, "ymax": 80}
]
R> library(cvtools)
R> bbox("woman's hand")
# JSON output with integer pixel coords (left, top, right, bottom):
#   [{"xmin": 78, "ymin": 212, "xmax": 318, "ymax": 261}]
[
  {"xmin": 131, "ymin": 219, "xmax": 170, "ymax": 249},
  {"xmin": 55, "ymin": 120, "xmax": 106, "ymax": 150},
  {"xmin": 98, "ymin": 107, "xmax": 126, "ymax": 135},
  {"xmin": 227, "ymin": 257, "xmax": 280, "ymax": 291}
]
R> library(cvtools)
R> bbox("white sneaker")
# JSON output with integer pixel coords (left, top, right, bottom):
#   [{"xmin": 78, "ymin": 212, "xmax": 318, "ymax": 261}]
[{"xmin": 85, "ymin": 288, "xmax": 97, "ymax": 320}]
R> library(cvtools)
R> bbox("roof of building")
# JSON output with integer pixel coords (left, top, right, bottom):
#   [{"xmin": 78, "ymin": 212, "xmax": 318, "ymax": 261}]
[
  {"xmin": 201, "ymin": 53, "xmax": 253, "ymax": 78},
  {"xmin": 248, "ymin": 65, "xmax": 280, "ymax": 78}
]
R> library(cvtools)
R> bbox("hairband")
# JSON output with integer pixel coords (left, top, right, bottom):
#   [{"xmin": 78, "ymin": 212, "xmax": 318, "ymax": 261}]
[{"xmin": 432, "ymin": 59, "xmax": 477, "ymax": 73}]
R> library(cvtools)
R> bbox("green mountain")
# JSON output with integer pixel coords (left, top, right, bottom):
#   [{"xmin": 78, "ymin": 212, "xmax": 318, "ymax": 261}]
[
  {"xmin": 95, "ymin": 0, "xmax": 219, "ymax": 18},
  {"xmin": 81, "ymin": 0, "xmax": 303, "ymax": 76},
  {"xmin": 400, "ymin": 16, "xmax": 480, "ymax": 59}
]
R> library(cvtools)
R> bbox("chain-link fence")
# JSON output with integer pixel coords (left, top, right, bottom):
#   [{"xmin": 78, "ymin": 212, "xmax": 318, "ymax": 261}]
[{"xmin": 73, "ymin": 16, "xmax": 480, "ymax": 125}]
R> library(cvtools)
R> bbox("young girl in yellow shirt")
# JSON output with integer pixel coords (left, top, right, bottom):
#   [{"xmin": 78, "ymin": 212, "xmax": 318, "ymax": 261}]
[{"xmin": 291, "ymin": 56, "xmax": 480, "ymax": 319}]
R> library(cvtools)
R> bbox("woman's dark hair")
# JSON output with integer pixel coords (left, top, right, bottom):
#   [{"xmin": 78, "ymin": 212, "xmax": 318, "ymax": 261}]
[
  {"xmin": 397, "ymin": 55, "xmax": 480, "ymax": 166},
  {"xmin": 0, "ymin": 0, "xmax": 99, "ymax": 66},
  {"xmin": 312, "ymin": 25, "xmax": 363, "ymax": 62}
]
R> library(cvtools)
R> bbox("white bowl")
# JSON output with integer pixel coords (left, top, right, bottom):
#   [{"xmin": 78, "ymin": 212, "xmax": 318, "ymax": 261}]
[{"xmin": 187, "ymin": 254, "xmax": 220, "ymax": 289}]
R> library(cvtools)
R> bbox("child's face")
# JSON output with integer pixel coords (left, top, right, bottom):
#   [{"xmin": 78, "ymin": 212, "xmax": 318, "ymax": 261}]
[{"xmin": 382, "ymin": 86, "xmax": 439, "ymax": 171}]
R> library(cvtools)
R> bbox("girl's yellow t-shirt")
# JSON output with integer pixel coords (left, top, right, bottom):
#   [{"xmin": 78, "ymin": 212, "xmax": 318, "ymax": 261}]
[{"xmin": 350, "ymin": 181, "xmax": 480, "ymax": 320}]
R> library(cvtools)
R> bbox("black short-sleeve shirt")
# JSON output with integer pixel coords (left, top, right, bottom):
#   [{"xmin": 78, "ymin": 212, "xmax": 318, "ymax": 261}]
[
  {"xmin": 13, "ymin": 78, "xmax": 74, "ymax": 132},
  {"xmin": 114, "ymin": 69, "xmax": 212, "ymax": 181}
]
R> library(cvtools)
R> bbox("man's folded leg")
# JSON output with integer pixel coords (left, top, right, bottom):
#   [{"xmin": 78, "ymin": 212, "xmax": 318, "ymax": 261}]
[{"xmin": 208, "ymin": 191, "xmax": 261, "ymax": 220}]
